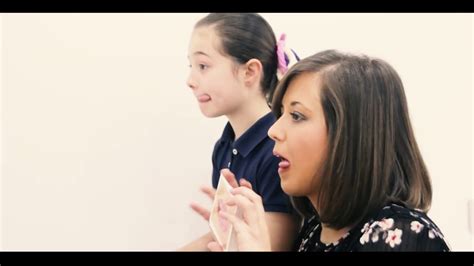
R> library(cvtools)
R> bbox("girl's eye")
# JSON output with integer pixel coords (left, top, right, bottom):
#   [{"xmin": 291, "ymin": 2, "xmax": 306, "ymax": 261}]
[
  {"xmin": 199, "ymin": 64, "xmax": 208, "ymax": 70},
  {"xmin": 290, "ymin": 112, "xmax": 305, "ymax": 122}
]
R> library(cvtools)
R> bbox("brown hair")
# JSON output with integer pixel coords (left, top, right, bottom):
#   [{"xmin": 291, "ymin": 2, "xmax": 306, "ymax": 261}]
[{"xmin": 272, "ymin": 50, "xmax": 432, "ymax": 229}]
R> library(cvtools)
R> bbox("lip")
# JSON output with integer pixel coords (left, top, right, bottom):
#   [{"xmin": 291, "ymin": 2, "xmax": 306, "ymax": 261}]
[{"xmin": 273, "ymin": 150, "xmax": 290, "ymax": 173}]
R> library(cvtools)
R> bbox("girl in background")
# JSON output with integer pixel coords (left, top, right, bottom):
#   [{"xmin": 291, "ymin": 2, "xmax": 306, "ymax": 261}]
[{"xmin": 180, "ymin": 13, "xmax": 300, "ymax": 251}]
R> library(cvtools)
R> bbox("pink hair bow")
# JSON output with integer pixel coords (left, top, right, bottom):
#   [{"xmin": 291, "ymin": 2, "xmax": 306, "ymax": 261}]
[{"xmin": 276, "ymin": 33, "xmax": 299, "ymax": 80}]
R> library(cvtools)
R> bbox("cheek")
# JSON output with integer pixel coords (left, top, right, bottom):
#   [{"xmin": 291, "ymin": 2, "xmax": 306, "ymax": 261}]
[
  {"xmin": 294, "ymin": 131, "xmax": 327, "ymax": 177},
  {"xmin": 220, "ymin": 83, "xmax": 245, "ymax": 102},
  {"xmin": 209, "ymin": 72, "xmax": 238, "ymax": 93}
]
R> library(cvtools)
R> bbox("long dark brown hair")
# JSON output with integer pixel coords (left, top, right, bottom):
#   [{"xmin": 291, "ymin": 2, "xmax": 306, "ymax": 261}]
[{"xmin": 272, "ymin": 50, "xmax": 432, "ymax": 229}]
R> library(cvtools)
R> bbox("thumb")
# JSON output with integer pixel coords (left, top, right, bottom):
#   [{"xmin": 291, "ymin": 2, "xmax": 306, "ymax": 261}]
[{"xmin": 220, "ymin": 168, "xmax": 239, "ymax": 188}]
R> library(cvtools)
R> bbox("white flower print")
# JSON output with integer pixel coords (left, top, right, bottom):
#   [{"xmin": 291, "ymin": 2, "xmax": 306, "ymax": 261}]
[
  {"xmin": 410, "ymin": 221, "xmax": 424, "ymax": 233},
  {"xmin": 378, "ymin": 218, "xmax": 394, "ymax": 231},
  {"xmin": 298, "ymin": 237, "xmax": 309, "ymax": 251},
  {"xmin": 385, "ymin": 228, "xmax": 403, "ymax": 248},
  {"xmin": 361, "ymin": 222, "xmax": 370, "ymax": 233},
  {"xmin": 428, "ymin": 229, "xmax": 435, "ymax": 239},
  {"xmin": 360, "ymin": 228, "xmax": 372, "ymax": 245},
  {"xmin": 370, "ymin": 221, "xmax": 379, "ymax": 229},
  {"xmin": 430, "ymin": 227, "xmax": 444, "ymax": 239},
  {"xmin": 428, "ymin": 228, "xmax": 442, "ymax": 239},
  {"xmin": 341, "ymin": 231, "xmax": 350, "ymax": 239},
  {"xmin": 371, "ymin": 232, "xmax": 379, "ymax": 243}
]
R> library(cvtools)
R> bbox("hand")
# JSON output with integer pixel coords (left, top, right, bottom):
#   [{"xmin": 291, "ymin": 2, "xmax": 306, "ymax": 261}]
[
  {"xmin": 190, "ymin": 185, "xmax": 216, "ymax": 221},
  {"xmin": 216, "ymin": 179, "xmax": 272, "ymax": 251},
  {"xmin": 190, "ymin": 169, "xmax": 250, "ymax": 221}
]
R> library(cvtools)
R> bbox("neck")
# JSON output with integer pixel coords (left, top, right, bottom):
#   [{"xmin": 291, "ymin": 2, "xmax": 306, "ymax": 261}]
[
  {"xmin": 307, "ymin": 194, "xmax": 352, "ymax": 245},
  {"xmin": 227, "ymin": 95, "xmax": 270, "ymax": 140},
  {"xmin": 320, "ymin": 224, "xmax": 351, "ymax": 245}
]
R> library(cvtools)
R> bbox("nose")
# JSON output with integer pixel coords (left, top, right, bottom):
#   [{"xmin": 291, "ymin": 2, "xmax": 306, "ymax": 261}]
[
  {"xmin": 186, "ymin": 72, "xmax": 197, "ymax": 90},
  {"xmin": 268, "ymin": 117, "xmax": 285, "ymax": 142}
]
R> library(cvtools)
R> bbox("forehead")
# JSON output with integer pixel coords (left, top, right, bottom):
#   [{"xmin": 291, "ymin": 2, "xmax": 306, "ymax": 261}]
[
  {"xmin": 188, "ymin": 25, "xmax": 223, "ymax": 58},
  {"xmin": 283, "ymin": 72, "xmax": 322, "ymax": 106}
]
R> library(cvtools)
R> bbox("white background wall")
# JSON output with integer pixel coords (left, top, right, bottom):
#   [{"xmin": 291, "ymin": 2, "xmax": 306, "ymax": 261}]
[
  {"xmin": 1, "ymin": 13, "xmax": 472, "ymax": 251},
  {"xmin": 0, "ymin": 15, "xmax": 2, "ymax": 250},
  {"xmin": 471, "ymin": 14, "xmax": 474, "ymax": 251}
]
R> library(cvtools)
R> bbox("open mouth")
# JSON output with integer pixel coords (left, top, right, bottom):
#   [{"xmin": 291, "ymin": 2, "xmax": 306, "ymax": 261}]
[{"xmin": 273, "ymin": 152, "xmax": 290, "ymax": 173}]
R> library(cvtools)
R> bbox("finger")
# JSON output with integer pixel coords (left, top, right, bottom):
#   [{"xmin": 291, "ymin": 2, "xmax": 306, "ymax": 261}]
[
  {"xmin": 190, "ymin": 202, "xmax": 210, "ymax": 221},
  {"xmin": 200, "ymin": 186, "xmax": 216, "ymax": 201},
  {"xmin": 231, "ymin": 186, "xmax": 263, "ymax": 206},
  {"xmin": 224, "ymin": 194, "xmax": 261, "ymax": 226},
  {"xmin": 222, "ymin": 197, "xmax": 237, "ymax": 207},
  {"xmin": 231, "ymin": 187, "xmax": 266, "ymax": 220},
  {"xmin": 219, "ymin": 209, "xmax": 251, "ymax": 236},
  {"xmin": 220, "ymin": 168, "xmax": 239, "ymax": 188},
  {"xmin": 207, "ymin": 241, "xmax": 224, "ymax": 252},
  {"xmin": 239, "ymin": 178, "xmax": 253, "ymax": 190}
]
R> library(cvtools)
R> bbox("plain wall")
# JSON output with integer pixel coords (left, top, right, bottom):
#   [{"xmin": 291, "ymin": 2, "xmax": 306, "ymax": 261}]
[
  {"xmin": 472, "ymin": 14, "xmax": 474, "ymax": 250},
  {"xmin": 0, "ymin": 15, "xmax": 2, "ymax": 250},
  {"xmin": 1, "ymin": 13, "xmax": 472, "ymax": 250}
]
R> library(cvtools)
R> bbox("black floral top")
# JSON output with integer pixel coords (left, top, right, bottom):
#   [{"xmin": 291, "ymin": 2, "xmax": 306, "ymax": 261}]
[{"xmin": 294, "ymin": 203, "xmax": 450, "ymax": 251}]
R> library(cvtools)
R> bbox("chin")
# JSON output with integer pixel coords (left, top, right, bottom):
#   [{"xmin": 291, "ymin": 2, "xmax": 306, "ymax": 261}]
[
  {"xmin": 201, "ymin": 112, "xmax": 219, "ymax": 118},
  {"xmin": 280, "ymin": 180, "xmax": 296, "ymax": 196},
  {"xmin": 281, "ymin": 180, "xmax": 307, "ymax": 197},
  {"xmin": 199, "ymin": 108, "xmax": 221, "ymax": 118}
]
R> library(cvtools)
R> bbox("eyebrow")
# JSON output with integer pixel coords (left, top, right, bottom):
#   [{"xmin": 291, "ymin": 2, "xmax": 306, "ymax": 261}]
[
  {"xmin": 290, "ymin": 101, "xmax": 304, "ymax": 107},
  {"xmin": 188, "ymin": 51, "xmax": 211, "ymax": 58},
  {"xmin": 281, "ymin": 101, "xmax": 311, "ymax": 113}
]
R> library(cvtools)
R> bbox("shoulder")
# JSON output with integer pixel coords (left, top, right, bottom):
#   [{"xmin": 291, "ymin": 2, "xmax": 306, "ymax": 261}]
[{"xmin": 355, "ymin": 203, "xmax": 450, "ymax": 251}]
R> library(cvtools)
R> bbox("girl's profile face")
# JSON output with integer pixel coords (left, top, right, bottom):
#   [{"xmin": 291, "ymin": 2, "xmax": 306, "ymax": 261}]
[
  {"xmin": 186, "ymin": 25, "xmax": 247, "ymax": 118},
  {"xmin": 268, "ymin": 72, "xmax": 328, "ymax": 199}
]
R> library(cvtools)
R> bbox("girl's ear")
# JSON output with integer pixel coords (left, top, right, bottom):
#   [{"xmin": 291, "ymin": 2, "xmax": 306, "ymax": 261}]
[{"xmin": 243, "ymin": 59, "xmax": 263, "ymax": 87}]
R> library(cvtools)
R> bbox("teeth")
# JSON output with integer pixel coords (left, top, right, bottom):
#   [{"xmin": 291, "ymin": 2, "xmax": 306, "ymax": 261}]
[{"xmin": 274, "ymin": 153, "xmax": 288, "ymax": 162}]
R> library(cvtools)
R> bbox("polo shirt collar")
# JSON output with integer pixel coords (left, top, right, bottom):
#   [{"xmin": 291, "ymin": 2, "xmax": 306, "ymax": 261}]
[{"xmin": 219, "ymin": 112, "xmax": 275, "ymax": 158}]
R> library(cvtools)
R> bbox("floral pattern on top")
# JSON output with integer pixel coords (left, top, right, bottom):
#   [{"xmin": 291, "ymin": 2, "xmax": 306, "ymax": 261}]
[{"xmin": 294, "ymin": 203, "xmax": 450, "ymax": 252}]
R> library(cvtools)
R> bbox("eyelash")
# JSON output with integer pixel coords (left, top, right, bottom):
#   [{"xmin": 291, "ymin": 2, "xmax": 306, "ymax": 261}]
[
  {"xmin": 290, "ymin": 111, "xmax": 305, "ymax": 122},
  {"xmin": 188, "ymin": 64, "xmax": 209, "ymax": 71}
]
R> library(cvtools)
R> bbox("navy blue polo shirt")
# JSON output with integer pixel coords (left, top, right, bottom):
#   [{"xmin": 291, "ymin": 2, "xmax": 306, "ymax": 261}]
[{"xmin": 212, "ymin": 112, "xmax": 292, "ymax": 213}]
